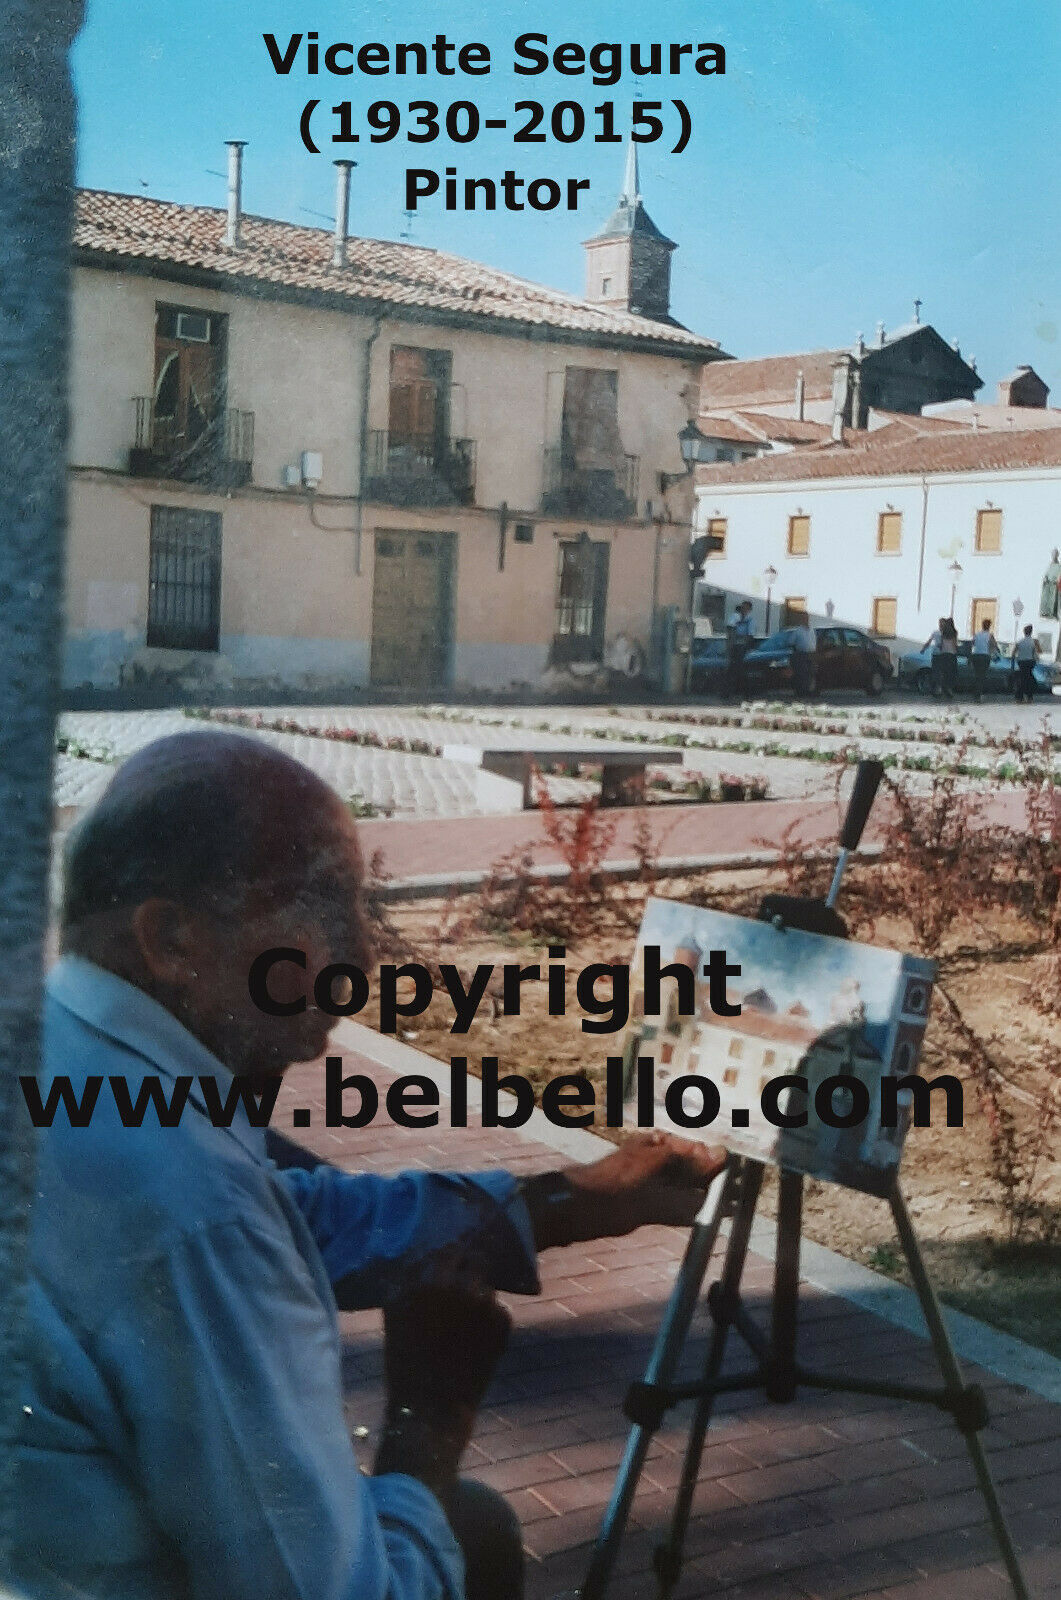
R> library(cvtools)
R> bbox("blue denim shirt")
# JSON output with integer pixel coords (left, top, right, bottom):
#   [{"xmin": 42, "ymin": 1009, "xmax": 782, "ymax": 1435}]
[{"xmin": 13, "ymin": 958, "xmax": 538, "ymax": 1600}]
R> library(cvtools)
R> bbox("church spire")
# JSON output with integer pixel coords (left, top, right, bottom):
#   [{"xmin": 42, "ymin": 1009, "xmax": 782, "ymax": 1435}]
[
  {"xmin": 620, "ymin": 139, "xmax": 640, "ymax": 209},
  {"xmin": 581, "ymin": 144, "xmax": 677, "ymax": 322}
]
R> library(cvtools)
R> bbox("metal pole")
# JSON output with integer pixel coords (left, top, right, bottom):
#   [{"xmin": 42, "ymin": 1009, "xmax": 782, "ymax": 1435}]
[
  {"xmin": 580, "ymin": 1163, "xmax": 735, "ymax": 1600},
  {"xmin": 0, "ymin": 0, "xmax": 82, "ymax": 1574}
]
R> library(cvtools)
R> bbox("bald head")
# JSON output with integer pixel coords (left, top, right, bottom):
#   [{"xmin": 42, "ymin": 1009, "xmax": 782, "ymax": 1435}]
[
  {"xmin": 63, "ymin": 730, "xmax": 368, "ymax": 959},
  {"xmin": 62, "ymin": 730, "xmax": 372, "ymax": 1073}
]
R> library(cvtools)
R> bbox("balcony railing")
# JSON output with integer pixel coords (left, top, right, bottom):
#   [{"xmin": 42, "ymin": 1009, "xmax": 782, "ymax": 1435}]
[
  {"xmin": 541, "ymin": 446, "xmax": 639, "ymax": 519},
  {"xmin": 129, "ymin": 398, "xmax": 254, "ymax": 488},
  {"xmin": 365, "ymin": 429, "xmax": 476, "ymax": 508}
]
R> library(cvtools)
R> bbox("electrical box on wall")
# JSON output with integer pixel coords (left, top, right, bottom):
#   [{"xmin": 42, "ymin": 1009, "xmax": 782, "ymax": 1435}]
[
  {"xmin": 300, "ymin": 451, "xmax": 323, "ymax": 488},
  {"xmin": 281, "ymin": 465, "xmax": 302, "ymax": 488}
]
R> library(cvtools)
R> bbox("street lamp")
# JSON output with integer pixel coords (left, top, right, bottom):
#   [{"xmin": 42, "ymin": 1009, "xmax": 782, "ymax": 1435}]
[
  {"xmin": 763, "ymin": 565, "xmax": 778, "ymax": 635},
  {"xmin": 947, "ymin": 559, "xmax": 963, "ymax": 618}
]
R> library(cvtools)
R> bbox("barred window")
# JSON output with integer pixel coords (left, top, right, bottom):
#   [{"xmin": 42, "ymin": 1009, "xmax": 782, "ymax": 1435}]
[{"xmin": 146, "ymin": 505, "xmax": 222, "ymax": 651}]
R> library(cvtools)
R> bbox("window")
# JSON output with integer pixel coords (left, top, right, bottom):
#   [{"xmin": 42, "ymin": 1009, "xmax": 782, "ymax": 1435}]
[
  {"xmin": 762, "ymin": 1050, "xmax": 776, "ymax": 1069},
  {"xmin": 727, "ymin": 1037, "xmax": 743, "ymax": 1059},
  {"xmin": 970, "ymin": 597, "xmax": 998, "ymax": 633},
  {"xmin": 513, "ymin": 522, "xmax": 534, "ymax": 544},
  {"xmin": 600, "ymin": 275, "xmax": 612, "ymax": 296},
  {"xmin": 723, "ymin": 1067, "xmax": 739, "ymax": 1088},
  {"xmin": 705, "ymin": 517, "xmax": 727, "ymax": 556},
  {"xmin": 151, "ymin": 303, "xmax": 226, "ymax": 458},
  {"xmin": 877, "ymin": 511, "xmax": 902, "ymax": 554},
  {"xmin": 975, "ymin": 508, "xmax": 1002, "ymax": 553},
  {"xmin": 387, "ymin": 345, "xmax": 451, "ymax": 455},
  {"xmin": 787, "ymin": 514, "xmax": 810, "ymax": 556},
  {"xmin": 871, "ymin": 597, "xmax": 898, "ymax": 637},
  {"xmin": 781, "ymin": 597, "xmax": 808, "ymax": 628},
  {"xmin": 147, "ymin": 506, "xmax": 221, "ymax": 652},
  {"xmin": 552, "ymin": 537, "xmax": 610, "ymax": 663}
]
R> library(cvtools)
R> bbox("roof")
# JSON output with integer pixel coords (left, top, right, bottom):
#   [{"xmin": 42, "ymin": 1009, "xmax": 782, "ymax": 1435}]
[
  {"xmin": 586, "ymin": 142, "xmax": 676, "ymax": 248},
  {"xmin": 700, "ymin": 350, "xmax": 845, "ymax": 409},
  {"xmin": 923, "ymin": 400, "xmax": 1061, "ymax": 431},
  {"xmin": 73, "ymin": 189, "xmax": 718, "ymax": 358},
  {"xmin": 697, "ymin": 411, "xmax": 833, "ymax": 446},
  {"xmin": 695, "ymin": 424, "xmax": 1061, "ymax": 488}
]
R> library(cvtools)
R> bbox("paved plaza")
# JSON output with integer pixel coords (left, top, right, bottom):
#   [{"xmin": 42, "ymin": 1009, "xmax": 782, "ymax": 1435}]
[
  {"xmin": 54, "ymin": 697, "xmax": 1059, "ymax": 827},
  {"xmin": 276, "ymin": 1028, "xmax": 1061, "ymax": 1600}
]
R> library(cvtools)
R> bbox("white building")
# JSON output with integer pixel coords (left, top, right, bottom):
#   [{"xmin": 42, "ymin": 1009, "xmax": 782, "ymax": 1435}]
[{"xmin": 691, "ymin": 423, "xmax": 1061, "ymax": 657}]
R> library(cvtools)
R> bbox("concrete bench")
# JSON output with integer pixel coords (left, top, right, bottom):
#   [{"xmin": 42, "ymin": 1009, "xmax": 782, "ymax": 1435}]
[{"xmin": 441, "ymin": 741, "xmax": 684, "ymax": 810}]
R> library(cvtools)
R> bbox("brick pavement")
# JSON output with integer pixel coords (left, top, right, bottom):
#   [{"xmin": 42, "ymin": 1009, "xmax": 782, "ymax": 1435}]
[{"xmin": 276, "ymin": 1047, "xmax": 1061, "ymax": 1600}]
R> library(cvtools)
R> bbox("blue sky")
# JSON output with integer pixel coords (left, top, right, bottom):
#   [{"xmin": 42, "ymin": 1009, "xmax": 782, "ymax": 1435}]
[{"xmin": 73, "ymin": 1, "xmax": 1060, "ymax": 392}]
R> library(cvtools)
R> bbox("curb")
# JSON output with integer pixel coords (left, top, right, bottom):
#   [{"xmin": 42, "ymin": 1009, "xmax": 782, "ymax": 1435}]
[{"xmin": 332, "ymin": 1018, "xmax": 1061, "ymax": 1405}]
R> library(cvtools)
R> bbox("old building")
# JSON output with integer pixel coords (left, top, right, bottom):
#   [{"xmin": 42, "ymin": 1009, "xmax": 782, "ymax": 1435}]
[
  {"xmin": 691, "ymin": 422, "xmax": 1061, "ymax": 657},
  {"xmin": 698, "ymin": 314, "xmax": 982, "ymax": 436},
  {"xmin": 66, "ymin": 148, "xmax": 724, "ymax": 696}
]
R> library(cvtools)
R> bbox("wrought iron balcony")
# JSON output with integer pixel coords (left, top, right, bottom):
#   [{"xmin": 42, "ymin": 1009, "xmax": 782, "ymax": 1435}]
[
  {"xmin": 541, "ymin": 446, "xmax": 639, "ymax": 519},
  {"xmin": 365, "ymin": 429, "xmax": 476, "ymax": 508},
  {"xmin": 129, "ymin": 398, "xmax": 254, "ymax": 489}
]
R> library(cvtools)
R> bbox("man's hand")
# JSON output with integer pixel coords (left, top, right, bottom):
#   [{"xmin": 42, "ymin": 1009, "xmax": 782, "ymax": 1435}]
[
  {"xmin": 524, "ymin": 1133, "xmax": 729, "ymax": 1250},
  {"xmin": 375, "ymin": 1283, "xmax": 511, "ymax": 1495}
]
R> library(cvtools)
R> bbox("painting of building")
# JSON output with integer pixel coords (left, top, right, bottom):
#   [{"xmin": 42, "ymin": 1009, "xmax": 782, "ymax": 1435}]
[{"xmin": 623, "ymin": 898, "xmax": 936, "ymax": 1196}]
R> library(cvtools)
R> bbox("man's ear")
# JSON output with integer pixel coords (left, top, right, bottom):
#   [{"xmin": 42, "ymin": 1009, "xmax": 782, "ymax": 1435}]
[{"xmin": 129, "ymin": 898, "xmax": 204, "ymax": 986}]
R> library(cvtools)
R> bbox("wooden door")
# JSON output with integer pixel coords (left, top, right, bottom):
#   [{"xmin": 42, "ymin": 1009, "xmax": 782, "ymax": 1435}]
[{"xmin": 370, "ymin": 531, "xmax": 453, "ymax": 688}]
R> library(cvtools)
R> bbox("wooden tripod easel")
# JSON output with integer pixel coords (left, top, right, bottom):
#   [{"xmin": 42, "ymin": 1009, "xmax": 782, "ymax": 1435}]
[{"xmin": 579, "ymin": 1156, "xmax": 1032, "ymax": 1600}]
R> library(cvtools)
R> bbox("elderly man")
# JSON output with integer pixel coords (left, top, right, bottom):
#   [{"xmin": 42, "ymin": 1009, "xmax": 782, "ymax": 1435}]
[{"xmin": 13, "ymin": 731, "xmax": 724, "ymax": 1600}]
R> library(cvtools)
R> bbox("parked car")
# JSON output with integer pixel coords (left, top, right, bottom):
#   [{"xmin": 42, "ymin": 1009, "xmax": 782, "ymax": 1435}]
[
  {"xmin": 741, "ymin": 626, "xmax": 894, "ymax": 696},
  {"xmin": 897, "ymin": 640, "xmax": 1061, "ymax": 697},
  {"xmin": 688, "ymin": 634, "xmax": 752, "ymax": 692}
]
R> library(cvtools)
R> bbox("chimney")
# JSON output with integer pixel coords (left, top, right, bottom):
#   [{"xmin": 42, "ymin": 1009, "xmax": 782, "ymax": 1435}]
[
  {"xmin": 224, "ymin": 140, "xmax": 247, "ymax": 249},
  {"xmin": 332, "ymin": 160, "xmax": 356, "ymax": 267},
  {"xmin": 876, "ymin": 320, "xmax": 886, "ymax": 348},
  {"xmin": 795, "ymin": 370, "xmax": 805, "ymax": 421}
]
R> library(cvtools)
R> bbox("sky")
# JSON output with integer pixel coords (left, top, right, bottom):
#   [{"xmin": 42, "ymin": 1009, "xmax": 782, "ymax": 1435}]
[{"xmin": 72, "ymin": 0, "xmax": 1060, "ymax": 394}]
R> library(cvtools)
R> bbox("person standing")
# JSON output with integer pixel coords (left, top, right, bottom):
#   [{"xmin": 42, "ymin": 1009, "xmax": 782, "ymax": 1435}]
[
  {"xmin": 970, "ymin": 617, "xmax": 999, "ymax": 703},
  {"xmin": 791, "ymin": 615, "xmax": 817, "ymax": 698},
  {"xmin": 922, "ymin": 616, "xmax": 959, "ymax": 699},
  {"xmin": 727, "ymin": 599, "xmax": 755, "ymax": 697},
  {"xmin": 1014, "ymin": 623, "xmax": 1041, "ymax": 703}
]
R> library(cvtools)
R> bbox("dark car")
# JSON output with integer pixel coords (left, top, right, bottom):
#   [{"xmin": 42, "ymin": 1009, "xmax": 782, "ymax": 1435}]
[
  {"xmin": 741, "ymin": 626, "xmax": 894, "ymax": 697},
  {"xmin": 897, "ymin": 640, "xmax": 1061, "ymax": 697},
  {"xmin": 689, "ymin": 634, "xmax": 730, "ymax": 692}
]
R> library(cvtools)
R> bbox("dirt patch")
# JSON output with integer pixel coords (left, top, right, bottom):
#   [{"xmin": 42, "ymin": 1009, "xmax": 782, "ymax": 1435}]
[{"xmin": 364, "ymin": 863, "xmax": 1061, "ymax": 1359}]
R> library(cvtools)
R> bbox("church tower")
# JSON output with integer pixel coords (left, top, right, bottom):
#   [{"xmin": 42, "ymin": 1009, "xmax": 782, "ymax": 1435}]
[{"xmin": 582, "ymin": 143, "xmax": 677, "ymax": 322}]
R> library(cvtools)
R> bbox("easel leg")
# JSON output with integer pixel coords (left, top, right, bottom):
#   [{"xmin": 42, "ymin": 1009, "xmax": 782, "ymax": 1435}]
[
  {"xmin": 890, "ymin": 1185, "xmax": 1031, "ymax": 1600},
  {"xmin": 768, "ymin": 1170, "xmax": 803, "ymax": 1403},
  {"xmin": 653, "ymin": 1160, "xmax": 766, "ymax": 1598},
  {"xmin": 579, "ymin": 1161, "xmax": 737, "ymax": 1600}
]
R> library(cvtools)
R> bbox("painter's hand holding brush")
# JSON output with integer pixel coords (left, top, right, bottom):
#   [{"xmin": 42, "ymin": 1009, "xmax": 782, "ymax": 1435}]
[{"xmin": 520, "ymin": 1132, "xmax": 729, "ymax": 1250}]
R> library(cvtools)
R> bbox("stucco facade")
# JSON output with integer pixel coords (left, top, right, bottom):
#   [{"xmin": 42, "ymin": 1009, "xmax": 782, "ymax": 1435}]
[
  {"xmin": 692, "ymin": 457, "xmax": 1061, "ymax": 657},
  {"xmin": 65, "ymin": 233, "xmax": 714, "ymax": 694}
]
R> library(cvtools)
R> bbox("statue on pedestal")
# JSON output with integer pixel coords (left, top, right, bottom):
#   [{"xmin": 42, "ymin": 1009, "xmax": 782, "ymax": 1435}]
[{"xmin": 1041, "ymin": 549, "xmax": 1061, "ymax": 620}]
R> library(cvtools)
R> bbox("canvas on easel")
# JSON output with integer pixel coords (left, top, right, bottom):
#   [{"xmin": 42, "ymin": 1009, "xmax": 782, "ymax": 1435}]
[{"xmin": 622, "ymin": 897, "xmax": 936, "ymax": 1196}]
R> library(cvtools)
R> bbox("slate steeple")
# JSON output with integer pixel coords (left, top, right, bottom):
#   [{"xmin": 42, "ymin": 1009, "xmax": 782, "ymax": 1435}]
[{"xmin": 582, "ymin": 142, "xmax": 677, "ymax": 322}]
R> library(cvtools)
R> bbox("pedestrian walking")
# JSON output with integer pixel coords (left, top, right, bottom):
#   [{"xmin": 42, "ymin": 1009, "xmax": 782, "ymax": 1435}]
[
  {"xmin": 1013, "ymin": 624, "xmax": 1041, "ymax": 703},
  {"xmin": 970, "ymin": 617, "xmax": 999, "ymax": 702}
]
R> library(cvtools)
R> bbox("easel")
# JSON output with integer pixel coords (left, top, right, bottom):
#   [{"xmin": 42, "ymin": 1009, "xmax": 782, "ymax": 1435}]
[{"xmin": 580, "ymin": 763, "xmax": 1032, "ymax": 1600}]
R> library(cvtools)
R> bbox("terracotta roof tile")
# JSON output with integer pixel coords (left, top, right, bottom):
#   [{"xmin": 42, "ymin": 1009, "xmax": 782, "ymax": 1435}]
[
  {"xmin": 695, "ymin": 424, "xmax": 1061, "ymax": 488},
  {"xmin": 74, "ymin": 189, "xmax": 722, "ymax": 356},
  {"xmin": 699, "ymin": 350, "xmax": 845, "ymax": 409}
]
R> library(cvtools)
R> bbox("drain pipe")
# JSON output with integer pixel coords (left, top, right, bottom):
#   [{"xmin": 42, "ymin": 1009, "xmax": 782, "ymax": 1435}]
[
  {"xmin": 916, "ymin": 475, "xmax": 929, "ymax": 613},
  {"xmin": 354, "ymin": 314, "xmax": 383, "ymax": 575}
]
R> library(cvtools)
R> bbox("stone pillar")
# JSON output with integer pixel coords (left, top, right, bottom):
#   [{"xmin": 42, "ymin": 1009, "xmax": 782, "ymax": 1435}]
[{"xmin": 0, "ymin": 0, "xmax": 83, "ymax": 1570}]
